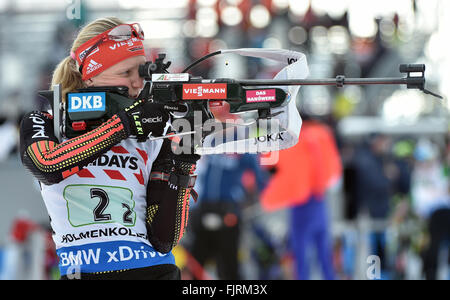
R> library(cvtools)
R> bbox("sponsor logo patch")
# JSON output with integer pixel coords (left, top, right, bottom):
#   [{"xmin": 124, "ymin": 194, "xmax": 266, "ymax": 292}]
[
  {"xmin": 109, "ymin": 37, "xmax": 140, "ymax": 51},
  {"xmin": 68, "ymin": 92, "xmax": 106, "ymax": 112},
  {"xmin": 246, "ymin": 89, "xmax": 276, "ymax": 103},
  {"xmin": 85, "ymin": 59, "xmax": 103, "ymax": 74},
  {"xmin": 152, "ymin": 73, "xmax": 189, "ymax": 82},
  {"xmin": 182, "ymin": 83, "xmax": 227, "ymax": 100},
  {"xmin": 142, "ymin": 116, "xmax": 163, "ymax": 123},
  {"xmin": 128, "ymin": 46, "xmax": 143, "ymax": 52},
  {"xmin": 78, "ymin": 47, "xmax": 99, "ymax": 61}
]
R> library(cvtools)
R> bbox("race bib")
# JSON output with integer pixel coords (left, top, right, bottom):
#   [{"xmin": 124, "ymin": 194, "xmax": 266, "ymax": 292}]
[{"xmin": 64, "ymin": 184, "xmax": 136, "ymax": 227}]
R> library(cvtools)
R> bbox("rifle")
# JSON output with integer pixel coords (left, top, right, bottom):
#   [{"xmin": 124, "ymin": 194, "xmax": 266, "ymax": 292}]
[{"xmin": 41, "ymin": 48, "xmax": 442, "ymax": 154}]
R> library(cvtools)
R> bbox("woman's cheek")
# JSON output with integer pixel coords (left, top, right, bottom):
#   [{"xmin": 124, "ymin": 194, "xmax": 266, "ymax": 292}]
[{"xmin": 110, "ymin": 78, "xmax": 132, "ymax": 89}]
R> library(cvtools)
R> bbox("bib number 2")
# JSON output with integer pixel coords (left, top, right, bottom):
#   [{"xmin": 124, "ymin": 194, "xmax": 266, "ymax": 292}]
[{"xmin": 64, "ymin": 185, "xmax": 136, "ymax": 227}]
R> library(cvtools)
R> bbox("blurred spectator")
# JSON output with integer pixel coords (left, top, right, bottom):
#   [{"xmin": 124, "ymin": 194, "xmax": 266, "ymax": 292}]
[
  {"xmin": 411, "ymin": 139, "xmax": 449, "ymax": 218},
  {"xmin": 411, "ymin": 139, "xmax": 450, "ymax": 280},
  {"xmin": 342, "ymin": 143, "xmax": 358, "ymax": 221},
  {"xmin": 349, "ymin": 133, "xmax": 415, "ymax": 278},
  {"xmin": 188, "ymin": 153, "xmax": 268, "ymax": 280},
  {"xmin": 351, "ymin": 134, "xmax": 394, "ymax": 219},
  {"xmin": 0, "ymin": 215, "xmax": 57, "ymax": 280},
  {"xmin": 350, "ymin": 133, "xmax": 396, "ymax": 277},
  {"xmin": 261, "ymin": 118, "xmax": 342, "ymax": 280}
]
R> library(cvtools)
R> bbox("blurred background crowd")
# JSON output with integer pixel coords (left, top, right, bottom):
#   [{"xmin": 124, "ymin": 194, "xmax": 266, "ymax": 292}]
[{"xmin": 0, "ymin": 0, "xmax": 449, "ymax": 280}]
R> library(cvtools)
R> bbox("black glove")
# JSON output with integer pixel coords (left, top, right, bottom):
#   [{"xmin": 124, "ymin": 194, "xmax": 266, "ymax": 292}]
[
  {"xmin": 145, "ymin": 139, "xmax": 200, "ymax": 253},
  {"xmin": 119, "ymin": 100, "xmax": 170, "ymax": 142},
  {"xmin": 152, "ymin": 137, "xmax": 201, "ymax": 175}
]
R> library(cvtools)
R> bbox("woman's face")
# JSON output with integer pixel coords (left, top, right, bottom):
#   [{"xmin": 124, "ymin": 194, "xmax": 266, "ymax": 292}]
[{"xmin": 85, "ymin": 55, "xmax": 146, "ymax": 99}]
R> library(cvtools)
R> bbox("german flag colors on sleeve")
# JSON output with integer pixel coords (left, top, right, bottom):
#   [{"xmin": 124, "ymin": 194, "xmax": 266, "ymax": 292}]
[{"xmin": 19, "ymin": 111, "xmax": 131, "ymax": 185}]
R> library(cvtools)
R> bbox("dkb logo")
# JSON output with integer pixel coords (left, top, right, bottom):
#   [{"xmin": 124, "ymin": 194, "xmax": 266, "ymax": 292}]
[{"xmin": 68, "ymin": 92, "xmax": 106, "ymax": 112}]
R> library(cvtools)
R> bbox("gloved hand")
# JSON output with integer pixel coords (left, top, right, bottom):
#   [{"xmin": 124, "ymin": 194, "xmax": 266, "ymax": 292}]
[
  {"xmin": 145, "ymin": 138, "xmax": 201, "ymax": 253},
  {"xmin": 119, "ymin": 100, "xmax": 170, "ymax": 141},
  {"xmin": 152, "ymin": 136, "xmax": 201, "ymax": 175}
]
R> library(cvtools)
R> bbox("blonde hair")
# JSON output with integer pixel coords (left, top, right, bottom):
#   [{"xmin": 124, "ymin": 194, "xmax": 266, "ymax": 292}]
[{"xmin": 51, "ymin": 17, "xmax": 124, "ymax": 102}]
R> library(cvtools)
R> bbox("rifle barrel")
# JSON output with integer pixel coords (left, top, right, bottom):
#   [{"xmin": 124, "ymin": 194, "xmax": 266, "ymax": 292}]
[{"xmin": 236, "ymin": 77, "xmax": 408, "ymax": 86}]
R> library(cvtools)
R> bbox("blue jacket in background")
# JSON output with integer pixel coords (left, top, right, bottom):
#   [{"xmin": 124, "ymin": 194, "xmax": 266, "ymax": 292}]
[
  {"xmin": 352, "ymin": 144, "xmax": 391, "ymax": 219},
  {"xmin": 195, "ymin": 154, "xmax": 269, "ymax": 204}
]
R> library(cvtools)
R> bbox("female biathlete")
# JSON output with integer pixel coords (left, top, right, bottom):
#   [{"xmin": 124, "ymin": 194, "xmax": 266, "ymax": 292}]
[{"xmin": 19, "ymin": 17, "xmax": 199, "ymax": 280}]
